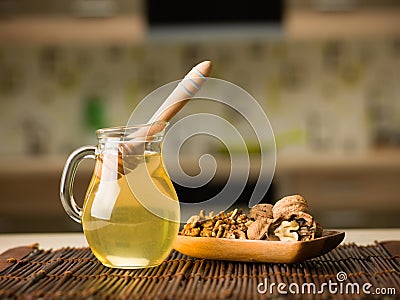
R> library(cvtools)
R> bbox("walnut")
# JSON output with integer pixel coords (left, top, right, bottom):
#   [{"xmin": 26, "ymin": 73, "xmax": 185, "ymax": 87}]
[
  {"xmin": 249, "ymin": 204, "xmax": 273, "ymax": 220},
  {"xmin": 273, "ymin": 220, "xmax": 300, "ymax": 242},
  {"xmin": 268, "ymin": 211, "xmax": 322, "ymax": 242},
  {"xmin": 200, "ymin": 228, "xmax": 213, "ymax": 237},
  {"xmin": 202, "ymin": 219, "xmax": 214, "ymax": 229},
  {"xmin": 186, "ymin": 215, "xmax": 201, "ymax": 224},
  {"xmin": 229, "ymin": 208, "xmax": 238, "ymax": 219},
  {"xmin": 187, "ymin": 210, "xmax": 215, "ymax": 224},
  {"xmin": 247, "ymin": 218, "xmax": 272, "ymax": 240},
  {"xmin": 181, "ymin": 224, "xmax": 201, "ymax": 237},
  {"xmin": 272, "ymin": 195, "xmax": 308, "ymax": 219}
]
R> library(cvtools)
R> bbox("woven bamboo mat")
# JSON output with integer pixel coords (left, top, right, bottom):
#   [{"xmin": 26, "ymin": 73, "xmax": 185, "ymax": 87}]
[{"xmin": 0, "ymin": 241, "xmax": 399, "ymax": 300}]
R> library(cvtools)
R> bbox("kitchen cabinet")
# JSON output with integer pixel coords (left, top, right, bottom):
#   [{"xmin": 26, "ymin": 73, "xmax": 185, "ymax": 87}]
[
  {"xmin": 0, "ymin": 15, "xmax": 145, "ymax": 44},
  {"xmin": 285, "ymin": 1, "xmax": 400, "ymax": 39},
  {"xmin": 0, "ymin": 0, "xmax": 145, "ymax": 44}
]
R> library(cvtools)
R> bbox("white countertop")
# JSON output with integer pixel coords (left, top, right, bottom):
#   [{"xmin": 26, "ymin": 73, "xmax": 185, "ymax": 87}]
[{"xmin": 0, "ymin": 229, "xmax": 399, "ymax": 254}]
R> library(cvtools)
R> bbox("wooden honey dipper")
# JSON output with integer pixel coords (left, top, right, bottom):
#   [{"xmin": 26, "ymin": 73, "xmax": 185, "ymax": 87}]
[
  {"xmin": 127, "ymin": 60, "xmax": 212, "ymax": 143},
  {"xmin": 96, "ymin": 61, "xmax": 213, "ymax": 179}
]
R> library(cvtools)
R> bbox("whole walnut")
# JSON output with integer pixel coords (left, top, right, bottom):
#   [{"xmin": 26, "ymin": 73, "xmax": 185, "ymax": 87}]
[{"xmin": 272, "ymin": 195, "xmax": 308, "ymax": 219}]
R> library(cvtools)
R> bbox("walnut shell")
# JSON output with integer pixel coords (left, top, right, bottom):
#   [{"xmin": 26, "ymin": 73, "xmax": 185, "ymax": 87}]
[
  {"xmin": 315, "ymin": 221, "xmax": 324, "ymax": 238},
  {"xmin": 272, "ymin": 195, "xmax": 308, "ymax": 219},
  {"xmin": 249, "ymin": 204, "xmax": 273, "ymax": 220},
  {"xmin": 247, "ymin": 218, "xmax": 273, "ymax": 240}
]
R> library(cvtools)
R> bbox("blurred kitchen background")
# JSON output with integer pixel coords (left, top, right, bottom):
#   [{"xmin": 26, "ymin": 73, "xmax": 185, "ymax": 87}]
[{"xmin": 0, "ymin": 0, "xmax": 399, "ymax": 232}]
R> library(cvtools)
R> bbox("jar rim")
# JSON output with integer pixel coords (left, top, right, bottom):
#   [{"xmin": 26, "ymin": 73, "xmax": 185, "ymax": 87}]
[{"xmin": 96, "ymin": 121, "xmax": 168, "ymax": 139}]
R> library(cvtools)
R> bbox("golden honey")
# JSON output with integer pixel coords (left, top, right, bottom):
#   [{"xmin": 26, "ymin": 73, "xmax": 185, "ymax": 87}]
[{"xmin": 82, "ymin": 152, "xmax": 180, "ymax": 269}]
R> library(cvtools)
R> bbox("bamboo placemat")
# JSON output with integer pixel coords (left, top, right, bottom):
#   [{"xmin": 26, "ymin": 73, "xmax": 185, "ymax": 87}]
[{"xmin": 0, "ymin": 241, "xmax": 399, "ymax": 300}]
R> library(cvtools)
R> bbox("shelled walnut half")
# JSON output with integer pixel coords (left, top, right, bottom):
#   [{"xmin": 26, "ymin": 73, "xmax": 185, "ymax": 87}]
[{"xmin": 268, "ymin": 211, "xmax": 322, "ymax": 242}]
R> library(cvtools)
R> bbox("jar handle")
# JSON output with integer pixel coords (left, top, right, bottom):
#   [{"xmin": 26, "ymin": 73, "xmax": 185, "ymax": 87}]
[{"xmin": 60, "ymin": 146, "xmax": 96, "ymax": 224}]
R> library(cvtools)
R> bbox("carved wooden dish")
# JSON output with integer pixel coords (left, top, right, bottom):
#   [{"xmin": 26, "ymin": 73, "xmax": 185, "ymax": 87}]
[{"xmin": 173, "ymin": 230, "xmax": 345, "ymax": 263}]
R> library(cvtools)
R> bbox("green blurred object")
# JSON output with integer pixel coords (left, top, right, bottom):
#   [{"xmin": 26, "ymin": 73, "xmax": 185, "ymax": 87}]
[
  {"xmin": 215, "ymin": 141, "xmax": 273, "ymax": 154},
  {"xmin": 275, "ymin": 129, "xmax": 306, "ymax": 150},
  {"xmin": 84, "ymin": 95, "xmax": 106, "ymax": 130}
]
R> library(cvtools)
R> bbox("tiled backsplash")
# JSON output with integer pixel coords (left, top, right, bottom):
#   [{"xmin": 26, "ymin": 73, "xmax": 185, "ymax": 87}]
[{"xmin": 0, "ymin": 39, "xmax": 399, "ymax": 156}]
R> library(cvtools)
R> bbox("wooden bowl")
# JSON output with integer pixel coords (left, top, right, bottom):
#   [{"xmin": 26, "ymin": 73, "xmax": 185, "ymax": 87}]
[{"xmin": 173, "ymin": 230, "xmax": 345, "ymax": 263}]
